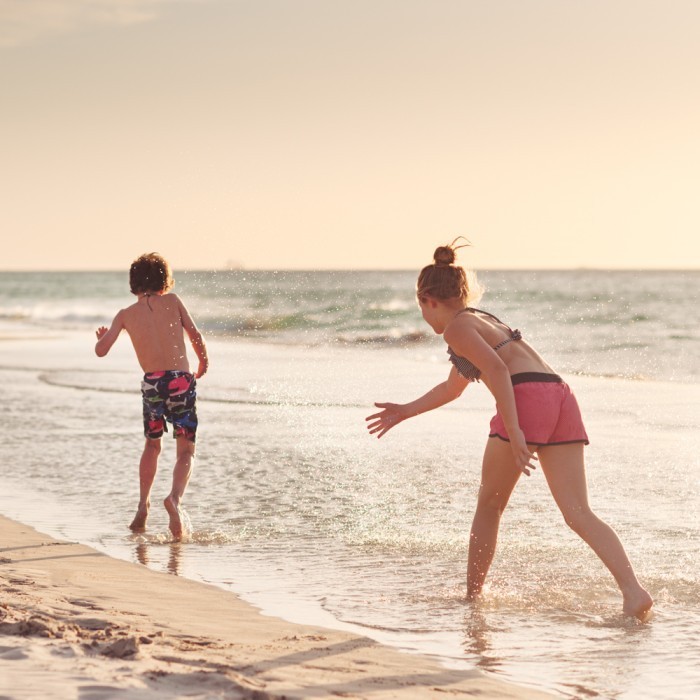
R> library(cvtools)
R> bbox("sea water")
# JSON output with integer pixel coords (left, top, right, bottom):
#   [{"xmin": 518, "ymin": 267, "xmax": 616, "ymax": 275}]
[{"xmin": 1, "ymin": 269, "xmax": 698, "ymax": 699}]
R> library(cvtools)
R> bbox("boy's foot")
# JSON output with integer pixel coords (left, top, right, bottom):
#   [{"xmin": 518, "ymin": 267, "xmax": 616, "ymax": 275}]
[
  {"xmin": 623, "ymin": 588, "xmax": 654, "ymax": 621},
  {"xmin": 164, "ymin": 496, "xmax": 186, "ymax": 541},
  {"xmin": 129, "ymin": 504, "xmax": 149, "ymax": 533}
]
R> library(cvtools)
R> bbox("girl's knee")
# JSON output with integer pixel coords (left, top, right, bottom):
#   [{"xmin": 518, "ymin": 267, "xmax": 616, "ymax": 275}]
[
  {"xmin": 562, "ymin": 506, "xmax": 596, "ymax": 534},
  {"xmin": 476, "ymin": 489, "xmax": 510, "ymax": 516}
]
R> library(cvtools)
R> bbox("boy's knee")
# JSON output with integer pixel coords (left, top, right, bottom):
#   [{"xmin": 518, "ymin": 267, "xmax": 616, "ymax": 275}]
[
  {"xmin": 176, "ymin": 437, "xmax": 196, "ymax": 456},
  {"xmin": 144, "ymin": 438, "xmax": 162, "ymax": 453}
]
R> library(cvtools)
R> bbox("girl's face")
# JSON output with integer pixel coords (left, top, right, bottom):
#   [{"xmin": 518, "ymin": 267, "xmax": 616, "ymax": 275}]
[{"xmin": 418, "ymin": 295, "xmax": 443, "ymax": 334}]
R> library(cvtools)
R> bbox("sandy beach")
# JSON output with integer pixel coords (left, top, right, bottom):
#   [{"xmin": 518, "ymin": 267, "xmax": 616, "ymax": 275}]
[{"xmin": 0, "ymin": 515, "xmax": 552, "ymax": 699}]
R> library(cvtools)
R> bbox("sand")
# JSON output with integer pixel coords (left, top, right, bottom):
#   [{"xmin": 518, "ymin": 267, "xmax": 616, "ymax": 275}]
[{"xmin": 0, "ymin": 515, "xmax": 554, "ymax": 699}]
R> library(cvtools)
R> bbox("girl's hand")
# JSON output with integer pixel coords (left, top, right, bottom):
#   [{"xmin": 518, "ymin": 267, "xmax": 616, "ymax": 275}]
[
  {"xmin": 510, "ymin": 428, "xmax": 538, "ymax": 476},
  {"xmin": 366, "ymin": 402, "xmax": 408, "ymax": 439},
  {"xmin": 95, "ymin": 326, "xmax": 108, "ymax": 340}
]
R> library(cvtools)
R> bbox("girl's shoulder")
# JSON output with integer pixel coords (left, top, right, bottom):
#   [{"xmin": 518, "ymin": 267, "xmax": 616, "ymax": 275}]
[
  {"xmin": 444, "ymin": 310, "xmax": 481, "ymax": 344},
  {"xmin": 450, "ymin": 308, "xmax": 484, "ymax": 330}
]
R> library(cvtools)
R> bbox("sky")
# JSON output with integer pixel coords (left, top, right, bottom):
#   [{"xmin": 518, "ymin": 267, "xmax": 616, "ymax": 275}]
[{"xmin": 2, "ymin": 0, "xmax": 699, "ymax": 271}]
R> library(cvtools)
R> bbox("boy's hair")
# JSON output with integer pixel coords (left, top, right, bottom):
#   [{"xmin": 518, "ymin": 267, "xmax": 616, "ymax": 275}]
[
  {"xmin": 129, "ymin": 253, "xmax": 174, "ymax": 295},
  {"xmin": 416, "ymin": 239, "xmax": 483, "ymax": 307}
]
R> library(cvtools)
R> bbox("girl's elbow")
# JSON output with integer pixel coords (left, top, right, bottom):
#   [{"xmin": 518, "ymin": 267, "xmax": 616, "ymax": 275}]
[
  {"xmin": 450, "ymin": 385, "xmax": 466, "ymax": 399},
  {"xmin": 446, "ymin": 381, "xmax": 467, "ymax": 400},
  {"xmin": 484, "ymin": 360, "xmax": 509, "ymax": 380}
]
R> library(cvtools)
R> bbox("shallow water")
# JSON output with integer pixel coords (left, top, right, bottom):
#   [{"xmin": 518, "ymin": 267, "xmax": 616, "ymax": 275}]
[
  {"xmin": 2, "ymin": 320, "xmax": 699, "ymax": 699},
  {"xmin": 2, "ymin": 268, "xmax": 699, "ymax": 698}
]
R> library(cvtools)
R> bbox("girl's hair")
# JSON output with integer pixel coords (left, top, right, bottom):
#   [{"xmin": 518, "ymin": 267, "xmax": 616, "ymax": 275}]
[
  {"xmin": 129, "ymin": 253, "xmax": 174, "ymax": 295},
  {"xmin": 416, "ymin": 238, "xmax": 483, "ymax": 306}
]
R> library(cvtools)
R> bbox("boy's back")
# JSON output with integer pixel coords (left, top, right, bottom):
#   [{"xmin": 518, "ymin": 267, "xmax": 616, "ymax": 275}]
[{"xmin": 120, "ymin": 293, "xmax": 193, "ymax": 374}]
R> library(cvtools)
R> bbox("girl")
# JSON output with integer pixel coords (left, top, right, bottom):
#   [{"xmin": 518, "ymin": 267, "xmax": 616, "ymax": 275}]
[{"xmin": 366, "ymin": 241, "xmax": 653, "ymax": 620}]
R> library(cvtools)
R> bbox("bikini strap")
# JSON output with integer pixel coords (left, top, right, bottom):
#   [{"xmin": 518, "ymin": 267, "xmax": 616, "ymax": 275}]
[
  {"xmin": 460, "ymin": 307, "xmax": 522, "ymax": 347},
  {"xmin": 459, "ymin": 307, "xmax": 516, "ymax": 334}
]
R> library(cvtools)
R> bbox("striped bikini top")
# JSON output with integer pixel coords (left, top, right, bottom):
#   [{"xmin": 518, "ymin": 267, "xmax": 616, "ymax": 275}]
[{"xmin": 446, "ymin": 308, "xmax": 522, "ymax": 382}]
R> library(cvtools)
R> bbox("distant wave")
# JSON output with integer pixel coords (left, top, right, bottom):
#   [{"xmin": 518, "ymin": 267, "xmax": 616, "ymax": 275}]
[
  {"xmin": 0, "ymin": 310, "xmax": 32, "ymax": 321},
  {"xmin": 0, "ymin": 306, "xmax": 116, "ymax": 326},
  {"xmin": 335, "ymin": 331, "xmax": 430, "ymax": 346}
]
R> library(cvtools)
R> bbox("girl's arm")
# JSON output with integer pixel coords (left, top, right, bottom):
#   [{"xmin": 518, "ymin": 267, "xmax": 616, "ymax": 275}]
[
  {"xmin": 366, "ymin": 366, "xmax": 469, "ymax": 438},
  {"xmin": 445, "ymin": 322, "xmax": 537, "ymax": 475}
]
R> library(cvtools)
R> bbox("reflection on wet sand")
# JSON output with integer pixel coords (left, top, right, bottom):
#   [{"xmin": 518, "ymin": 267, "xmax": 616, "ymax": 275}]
[
  {"xmin": 462, "ymin": 606, "xmax": 502, "ymax": 673},
  {"xmin": 134, "ymin": 540, "xmax": 181, "ymax": 576},
  {"xmin": 135, "ymin": 542, "xmax": 149, "ymax": 567},
  {"xmin": 168, "ymin": 542, "xmax": 181, "ymax": 575}
]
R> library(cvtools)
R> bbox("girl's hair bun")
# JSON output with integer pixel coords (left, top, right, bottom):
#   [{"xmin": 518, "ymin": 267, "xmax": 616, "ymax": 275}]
[
  {"xmin": 433, "ymin": 245, "xmax": 456, "ymax": 266},
  {"xmin": 433, "ymin": 237, "xmax": 471, "ymax": 266},
  {"xmin": 418, "ymin": 237, "xmax": 482, "ymax": 306}
]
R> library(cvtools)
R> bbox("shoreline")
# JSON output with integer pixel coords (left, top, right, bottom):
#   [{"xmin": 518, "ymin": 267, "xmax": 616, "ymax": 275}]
[{"xmin": 0, "ymin": 514, "xmax": 554, "ymax": 699}]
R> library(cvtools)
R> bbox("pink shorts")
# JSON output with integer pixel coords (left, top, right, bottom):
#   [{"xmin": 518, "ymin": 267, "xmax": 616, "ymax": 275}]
[{"xmin": 489, "ymin": 373, "xmax": 589, "ymax": 447}]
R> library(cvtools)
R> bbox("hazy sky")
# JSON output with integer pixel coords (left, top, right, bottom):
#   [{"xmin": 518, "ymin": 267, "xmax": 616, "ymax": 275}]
[{"xmin": 2, "ymin": 0, "xmax": 699, "ymax": 270}]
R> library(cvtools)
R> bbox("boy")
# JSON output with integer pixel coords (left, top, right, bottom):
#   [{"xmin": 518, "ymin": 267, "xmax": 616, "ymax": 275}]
[{"xmin": 95, "ymin": 253, "xmax": 209, "ymax": 540}]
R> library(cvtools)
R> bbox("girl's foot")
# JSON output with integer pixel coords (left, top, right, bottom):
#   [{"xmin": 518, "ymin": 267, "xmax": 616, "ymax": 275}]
[{"xmin": 623, "ymin": 588, "xmax": 654, "ymax": 621}]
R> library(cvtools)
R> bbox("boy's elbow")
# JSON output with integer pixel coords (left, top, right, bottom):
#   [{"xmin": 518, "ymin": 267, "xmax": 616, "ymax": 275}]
[{"xmin": 190, "ymin": 329, "xmax": 205, "ymax": 347}]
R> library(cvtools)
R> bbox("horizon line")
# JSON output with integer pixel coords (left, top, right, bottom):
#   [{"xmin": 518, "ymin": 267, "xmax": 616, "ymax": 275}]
[{"xmin": 1, "ymin": 266, "xmax": 698, "ymax": 274}]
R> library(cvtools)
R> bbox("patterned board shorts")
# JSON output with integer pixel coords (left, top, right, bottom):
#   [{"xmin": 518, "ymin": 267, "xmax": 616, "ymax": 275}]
[
  {"xmin": 141, "ymin": 370, "xmax": 198, "ymax": 442},
  {"xmin": 489, "ymin": 372, "xmax": 589, "ymax": 447}
]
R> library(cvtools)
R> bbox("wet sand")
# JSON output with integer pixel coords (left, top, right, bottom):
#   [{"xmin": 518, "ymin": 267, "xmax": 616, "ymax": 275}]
[{"xmin": 0, "ymin": 515, "xmax": 553, "ymax": 699}]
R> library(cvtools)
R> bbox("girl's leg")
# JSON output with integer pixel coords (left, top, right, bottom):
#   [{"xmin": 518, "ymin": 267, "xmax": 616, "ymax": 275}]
[
  {"xmin": 129, "ymin": 437, "xmax": 161, "ymax": 532},
  {"xmin": 537, "ymin": 443, "xmax": 653, "ymax": 619},
  {"xmin": 164, "ymin": 436, "xmax": 195, "ymax": 540},
  {"xmin": 467, "ymin": 437, "xmax": 525, "ymax": 599}
]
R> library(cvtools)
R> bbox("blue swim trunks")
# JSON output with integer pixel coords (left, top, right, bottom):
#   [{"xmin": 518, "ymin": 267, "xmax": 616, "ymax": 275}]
[{"xmin": 141, "ymin": 370, "xmax": 198, "ymax": 442}]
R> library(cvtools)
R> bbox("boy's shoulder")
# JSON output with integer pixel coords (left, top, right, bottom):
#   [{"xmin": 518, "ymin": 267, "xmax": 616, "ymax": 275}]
[
  {"xmin": 123, "ymin": 293, "xmax": 181, "ymax": 308},
  {"xmin": 118, "ymin": 300, "xmax": 142, "ymax": 318}
]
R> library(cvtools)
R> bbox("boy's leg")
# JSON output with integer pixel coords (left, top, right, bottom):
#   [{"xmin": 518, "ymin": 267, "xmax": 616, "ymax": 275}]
[
  {"xmin": 129, "ymin": 437, "xmax": 161, "ymax": 532},
  {"xmin": 164, "ymin": 436, "xmax": 195, "ymax": 540},
  {"xmin": 467, "ymin": 437, "xmax": 524, "ymax": 599},
  {"xmin": 538, "ymin": 443, "xmax": 653, "ymax": 619}
]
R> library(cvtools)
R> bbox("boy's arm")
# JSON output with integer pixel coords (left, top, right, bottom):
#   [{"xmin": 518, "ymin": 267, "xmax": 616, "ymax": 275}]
[
  {"xmin": 95, "ymin": 311, "xmax": 124, "ymax": 357},
  {"xmin": 175, "ymin": 295, "xmax": 209, "ymax": 378},
  {"xmin": 366, "ymin": 366, "xmax": 469, "ymax": 438}
]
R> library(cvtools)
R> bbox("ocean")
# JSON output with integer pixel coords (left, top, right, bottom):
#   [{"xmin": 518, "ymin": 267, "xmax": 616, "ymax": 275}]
[{"xmin": 1, "ymin": 269, "xmax": 699, "ymax": 699}]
